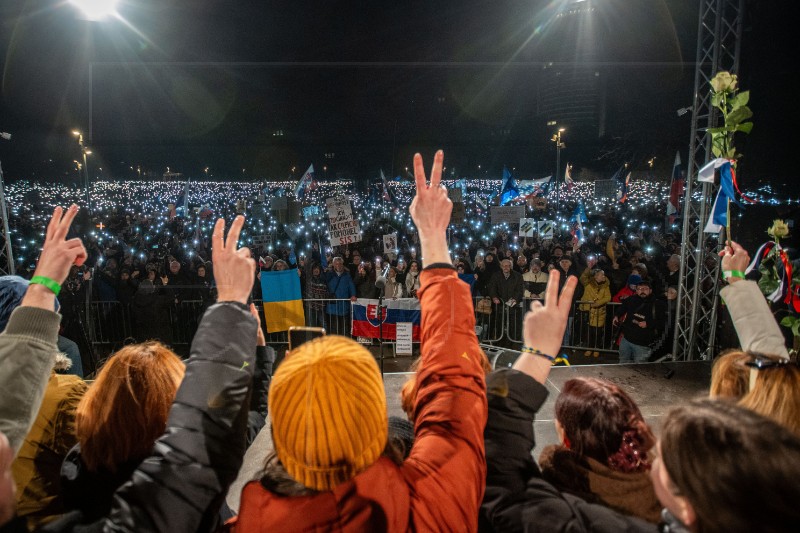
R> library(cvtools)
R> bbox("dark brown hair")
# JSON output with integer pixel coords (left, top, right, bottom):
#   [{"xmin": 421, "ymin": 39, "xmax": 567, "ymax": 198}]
[
  {"xmin": 661, "ymin": 398, "xmax": 800, "ymax": 533},
  {"xmin": 555, "ymin": 378, "xmax": 654, "ymax": 472},
  {"xmin": 76, "ymin": 341, "xmax": 185, "ymax": 472}
]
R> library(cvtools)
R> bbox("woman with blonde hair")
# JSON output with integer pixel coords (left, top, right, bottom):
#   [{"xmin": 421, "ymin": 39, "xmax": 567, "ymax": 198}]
[{"xmin": 61, "ymin": 341, "xmax": 185, "ymax": 521}]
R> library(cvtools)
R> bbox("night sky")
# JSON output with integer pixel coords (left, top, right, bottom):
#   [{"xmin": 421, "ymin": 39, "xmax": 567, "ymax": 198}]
[{"xmin": 0, "ymin": 0, "xmax": 794, "ymax": 185}]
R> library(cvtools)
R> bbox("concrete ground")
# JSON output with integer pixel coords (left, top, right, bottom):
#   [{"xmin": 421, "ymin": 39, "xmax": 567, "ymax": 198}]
[{"xmin": 383, "ymin": 361, "xmax": 711, "ymax": 458}]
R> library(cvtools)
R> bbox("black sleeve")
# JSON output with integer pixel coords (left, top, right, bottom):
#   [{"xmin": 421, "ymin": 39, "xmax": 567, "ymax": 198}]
[
  {"xmin": 102, "ymin": 302, "xmax": 257, "ymax": 533},
  {"xmin": 481, "ymin": 369, "xmax": 548, "ymax": 532},
  {"xmin": 249, "ymin": 345, "xmax": 275, "ymax": 419}
]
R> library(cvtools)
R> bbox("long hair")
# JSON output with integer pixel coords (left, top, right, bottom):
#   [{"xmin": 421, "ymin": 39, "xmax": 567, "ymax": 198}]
[
  {"xmin": 739, "ymin": 359, "xmax": 800, "ymax": 437},
  {"xmin": 661, "ymin": 398, "xmax": 800, "ymax": 533},
  {"xmin": 554, "ymin": 378, "xmax": 654, "ymax": 472},
  {"xmin": 75, "ymin": 341, "xmax": 185, "ymax": 473},
  {"xmin": 709, "ymin": 349, "xmax": 751, "ymax": 398}
]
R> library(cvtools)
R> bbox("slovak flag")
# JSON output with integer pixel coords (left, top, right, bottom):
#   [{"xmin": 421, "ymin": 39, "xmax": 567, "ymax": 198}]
[
  {"xmin": 294, "ymin": 164, "xmax": 316, "ymax": 199},
  {"xmin": 351, "ymin": 298, "xmax": 421, "ymax": 340}
]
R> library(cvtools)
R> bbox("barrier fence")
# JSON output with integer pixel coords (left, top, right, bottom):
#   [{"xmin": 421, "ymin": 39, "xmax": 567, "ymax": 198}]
[{"xmin": 85, "ymin": 295, "xmax": 624, "ymax": 362}]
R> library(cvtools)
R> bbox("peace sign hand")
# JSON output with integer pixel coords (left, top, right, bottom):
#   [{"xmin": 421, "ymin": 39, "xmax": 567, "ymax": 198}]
[
  {"xmin": 409, "ymin": 150, "xmax": 452, "ymax": 265},
  {"xmin": 35, "ymin": 205, "xmax": 87, "ymax": 285},
  {"xmin": 212, "ymin": 216, "xmax": 255, "ymax": 305}
]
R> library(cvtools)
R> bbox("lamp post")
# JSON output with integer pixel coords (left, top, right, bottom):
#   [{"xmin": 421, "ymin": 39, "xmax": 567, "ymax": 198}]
[
  {"xmin": 72, "ymin": 130, "xmax": 92, "ymax": 214},
  {"xmin": 551, "ymin": 128, "xmax": 565, "ymax": 221}
]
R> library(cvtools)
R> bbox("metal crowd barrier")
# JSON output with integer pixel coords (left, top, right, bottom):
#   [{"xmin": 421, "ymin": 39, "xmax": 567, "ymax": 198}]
[{"xmin": 86, "ymin": 295, "xmax": 624, "ymax": 362}]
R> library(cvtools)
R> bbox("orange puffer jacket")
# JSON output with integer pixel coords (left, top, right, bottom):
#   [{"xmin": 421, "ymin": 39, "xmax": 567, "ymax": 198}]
[{"xmin": 229, "ymin": 267, "xmax": 488, "ymax": 532}]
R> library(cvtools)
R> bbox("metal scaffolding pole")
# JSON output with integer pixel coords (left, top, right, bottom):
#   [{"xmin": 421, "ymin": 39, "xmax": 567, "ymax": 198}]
[{"xmin": 673, "ymin": 0, "xmax": 745, "ymax": 361}]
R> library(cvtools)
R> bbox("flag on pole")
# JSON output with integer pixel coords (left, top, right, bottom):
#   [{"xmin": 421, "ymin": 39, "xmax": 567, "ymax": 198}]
[
  {"xmin": 380, "ymin": 170, "xmax": 398, "ymax": 208},
  {"xmin": 176, "ymin": 178, "xmax": 190, "ymax": 214},
  {"xmin": 612, "ymin": 166, "xmax": 631, "ymax": 204},
  {"xmin": 518, "ymin": 176, "xmax": 552, "ymax": 198},
  {"xmin": 294, "ymin": 164, "xmax": 315, "ymax": 199},
  {"xmin": 499, "ymin": 166, "xmax": 519, "ymax": 205},
  {"xmin": 565, "ymin": 163, "xmax": 574, "ymax": 192},
  {"xmin": 571, "ymin": 201, "xmax": 588, "ymax": 223},
  {"xmin": 260, "ymin": 269, "xmax": 305, "ymax": 332},
  {"xmin": 703, "ymin": 160, "xmax": 749, "ymax": 233},
  {"xmin": 667, "ymin": 152, "xmax": 685, "ymax": 224}
]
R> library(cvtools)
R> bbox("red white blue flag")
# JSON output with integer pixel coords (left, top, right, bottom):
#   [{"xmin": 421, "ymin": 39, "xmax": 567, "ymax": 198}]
[{"xmin": 351, "ymin": 298, "xmax": 421, "ymax": 340}]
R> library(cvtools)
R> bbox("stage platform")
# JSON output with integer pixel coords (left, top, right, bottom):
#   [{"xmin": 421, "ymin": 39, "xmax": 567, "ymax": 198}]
[{"xmin": 383, "ymin": 361, "xmax": 711, "ymax": 457}]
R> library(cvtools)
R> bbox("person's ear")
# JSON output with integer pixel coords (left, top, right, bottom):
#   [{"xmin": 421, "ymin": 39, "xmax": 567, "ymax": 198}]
[{"xmin": 674, "ymin": 495, "xmax": 696, "ymax": 528}]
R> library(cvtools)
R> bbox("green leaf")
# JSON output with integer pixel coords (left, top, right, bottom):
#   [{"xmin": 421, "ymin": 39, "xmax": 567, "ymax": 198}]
[
  {"xmin": 737, "ymin": 122, "xmax": 754, "ymax": 134},
  {"xmin": 727, "ymin": 148, "xmax": 737, "ymax": 159},
  {"xmin": 707, "ymin": 127, "xmax": 727, "ymax": 134},
  {"xmin": 793, "ymin": 322, "xmax": 800, "ymax": 337},
  {"xmin": 731, "ymin": 90, "xmax": 750, "ymax": 109},
  {"xmin": 712, "ymin": 145, "xmax": 722, "ymax": 157},
  {"xmin": 711, "ymin": 92, "xmax": 722, "ymax": 107},
  {"xmin": 727, "ymin": 106, "xmax": 753, "ymax": 126},
  {"xmin": 781, "ymin": 316, "xmax": 797, "ymax": 327}
]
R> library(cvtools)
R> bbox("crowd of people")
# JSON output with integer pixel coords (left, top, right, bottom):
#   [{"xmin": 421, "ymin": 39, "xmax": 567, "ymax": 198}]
[
  {"xmin": 4, "ymin": 173, "xmax": 703, "ymax": 368},
  {"xmin": 1, "ymin": 151, "xmax": 799, "ymax": 532}
]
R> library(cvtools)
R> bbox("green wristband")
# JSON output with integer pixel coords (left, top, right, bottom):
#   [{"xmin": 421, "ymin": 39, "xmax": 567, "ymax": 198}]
[
  {"xmin": 30, "ymin": 276, "xmax": 61, "ymax": 296},
  {"xmin": 723, "ymin": 270, "xmax": 746, "ymax": 281}
]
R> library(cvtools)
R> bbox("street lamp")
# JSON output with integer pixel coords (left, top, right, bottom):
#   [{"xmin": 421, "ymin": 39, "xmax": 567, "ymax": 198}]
[
  {"xmin": 73, "ymin": 130, "xmax": 92, "ymax": 214},
  {"xmin": 551, "ymin": 127, "xmax": 566, "ymax": 218}
]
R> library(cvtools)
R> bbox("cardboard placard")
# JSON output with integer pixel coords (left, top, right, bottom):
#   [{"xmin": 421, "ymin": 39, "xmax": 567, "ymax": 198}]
[
  {"xmin": 491, "ymin": 206, "xmax": 526, "ymax": 226},
  {"xmin": 326, "ymin": 197, "xmax": 362, "ymax": 246},
  {"xmin": 519, "ymin": 218, "xmax": 535, "ymax": 237},
  {"xmin": 383, "ymin": 233, "xmax": 398, "ymax": 254},
  {"xmin": 538, "ymin": 220, "xmax": 555, "ymax": 240}
]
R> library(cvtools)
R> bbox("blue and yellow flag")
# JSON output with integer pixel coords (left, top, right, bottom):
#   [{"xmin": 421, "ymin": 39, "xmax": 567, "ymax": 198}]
[{"xmin": 260, "ymin": 269, "xmax": 305, "ymax": 333}]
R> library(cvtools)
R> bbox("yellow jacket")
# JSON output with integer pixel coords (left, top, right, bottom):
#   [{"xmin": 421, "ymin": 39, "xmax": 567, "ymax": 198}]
[{"xmin": 579, "ymin": 269, "xmax": 612, "ymax": 328}]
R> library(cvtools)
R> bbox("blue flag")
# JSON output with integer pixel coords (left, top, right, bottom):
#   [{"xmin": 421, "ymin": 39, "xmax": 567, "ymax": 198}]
[
  {"xmin": 499, "ymin": 166, "xmax": 519, "ymax": 205},
  {"xmin": 571, "ymin": 202, "xmax": 588, "ymax": 223}
]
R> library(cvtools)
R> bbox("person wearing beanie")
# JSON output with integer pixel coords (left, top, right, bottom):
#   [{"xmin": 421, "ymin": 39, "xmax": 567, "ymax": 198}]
[
  {"xmin": 230, "ymin": 151, "xmax": 488, "ymax": 531},
  {"xmin": 612, "ymin": 274, "xmax": 641, "ymax": 303}
]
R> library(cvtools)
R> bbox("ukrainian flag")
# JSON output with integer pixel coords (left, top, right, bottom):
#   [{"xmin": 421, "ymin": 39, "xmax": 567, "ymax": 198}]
[{"xmin": 260, "ymin": 269, "xmax": 305, "ymax": 333}]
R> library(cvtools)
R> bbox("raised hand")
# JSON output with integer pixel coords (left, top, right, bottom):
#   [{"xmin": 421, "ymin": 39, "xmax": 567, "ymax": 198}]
[
  {"xmin": 212, "ymin": 216, "xmax": 255, "ymax": 305},
  {"xmin": 515, "ymin": 270, "xmax": 578, "ymax": 384},
  {"xmin": 718, "ymin": 241, "xmax": 750, "ymax": 282},
  {"xmin": 249, "ymin": 303, "xmax": 266, "ymax": 346},
  {"xmin": 22, "ymin": 205, "xmax": 87, "ymax": 310},
  {"xmin": 35, "ymin": 205, "xmax": 87, "ymax": 285},
  {"xmin": 409, "ymin": 150, "xmax": 452, "ymax": 265}
]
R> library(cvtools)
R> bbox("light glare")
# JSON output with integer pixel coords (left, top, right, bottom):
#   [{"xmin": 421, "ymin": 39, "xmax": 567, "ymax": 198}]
[{"xmin": 69, "ymin": 0, "xmax": 119, "ymax": 21}]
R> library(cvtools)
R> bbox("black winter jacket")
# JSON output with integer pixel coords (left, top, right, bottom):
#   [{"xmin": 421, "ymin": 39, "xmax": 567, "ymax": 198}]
[
  {"xmin": 480, "ymin": 369, "xmax": 657, "ymax": 533},
  {"xmin": 41, "ymin": 302, "xmax": 257, "ymax": 533}
]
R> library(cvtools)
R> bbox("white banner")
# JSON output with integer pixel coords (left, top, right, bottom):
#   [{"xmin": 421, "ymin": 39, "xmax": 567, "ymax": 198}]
[{"xmin": 326, "ymin": 197, "xmax": 362, "ymax": 246}]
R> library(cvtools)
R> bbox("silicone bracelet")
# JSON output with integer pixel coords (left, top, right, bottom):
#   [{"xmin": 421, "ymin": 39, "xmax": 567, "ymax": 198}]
[
  {"xmin": 29, "ymin": 275, "xmax": 61, "ymax": 296},
  {"xmin": 521, "ymin": 346, "xmax": 555, "ymax": 362},
  {"xmin": 723, "ymin": 270, "xmax": 746, "ymax": 281}
]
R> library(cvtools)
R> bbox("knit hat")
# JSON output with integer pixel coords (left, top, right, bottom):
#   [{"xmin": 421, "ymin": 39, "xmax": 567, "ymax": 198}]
[
  {"xmin": 627, "ymin": 274, "xmax": 643, "ymax": 287},
  {"xmin": 268, "ymin": 335, "xmax": 388, "ymax": 491}
]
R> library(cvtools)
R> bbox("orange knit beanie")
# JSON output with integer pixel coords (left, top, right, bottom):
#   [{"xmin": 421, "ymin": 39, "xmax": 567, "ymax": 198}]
[{"xmin": 268, "ymin": 335, "xmax": 388, "ymax": 491}]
